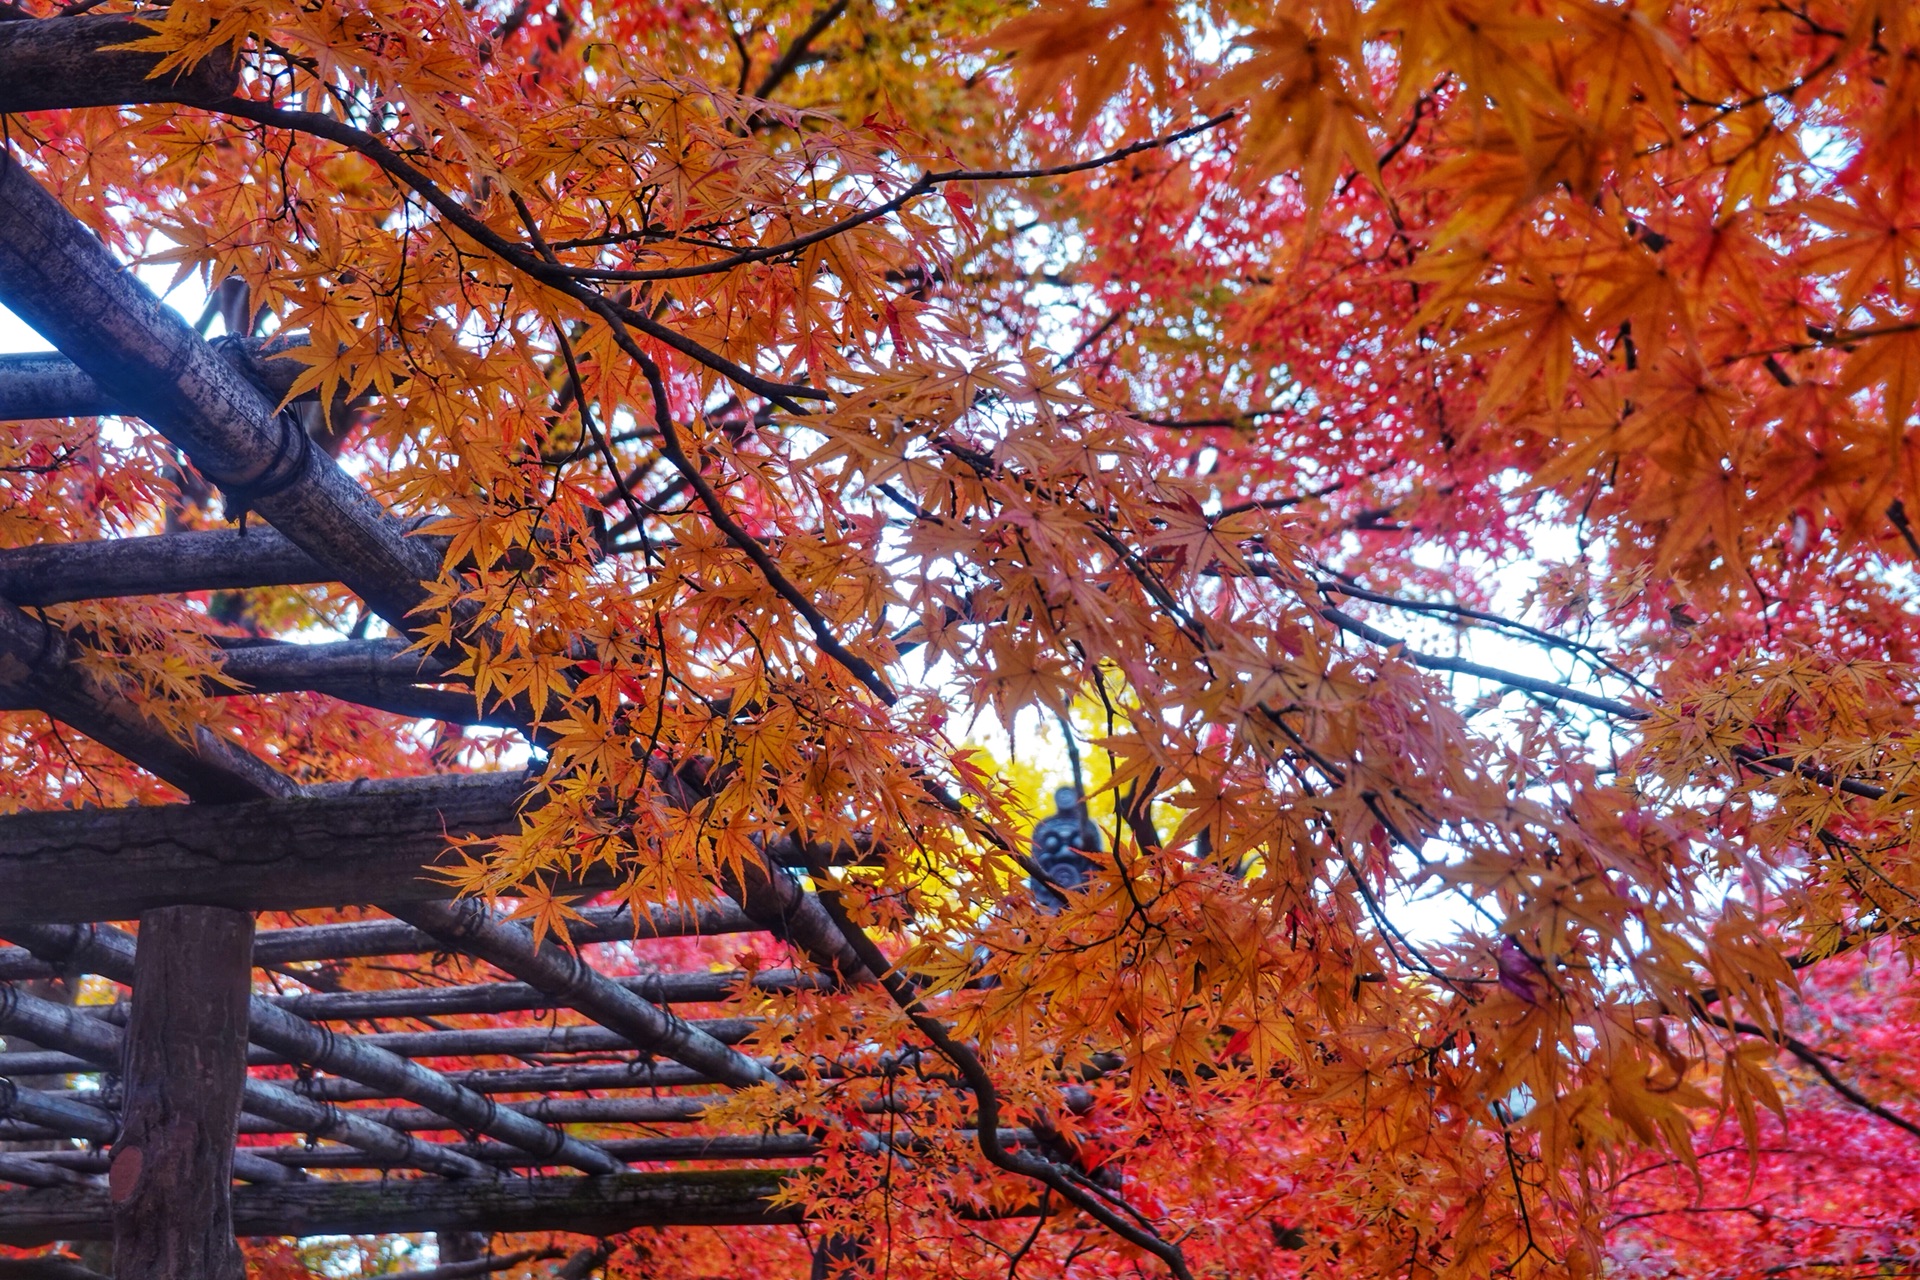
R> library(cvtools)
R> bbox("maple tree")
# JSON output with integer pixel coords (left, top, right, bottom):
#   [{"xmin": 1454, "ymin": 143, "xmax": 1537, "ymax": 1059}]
[{"xmin": 7, "ymin": 0, "xmax": 1920, "ymax": 1276}]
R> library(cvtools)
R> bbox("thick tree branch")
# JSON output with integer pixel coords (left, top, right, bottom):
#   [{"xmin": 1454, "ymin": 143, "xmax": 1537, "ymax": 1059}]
[{"xmin": 0, "ymin": 15, "xmax": 236, "ymax": 113}]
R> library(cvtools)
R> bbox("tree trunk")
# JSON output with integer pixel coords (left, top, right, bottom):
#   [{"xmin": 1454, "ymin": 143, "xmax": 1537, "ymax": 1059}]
[
  {"xmin": 437, "ymin": 1232, "xmax": 489, "ymax": 1266},
  {"xmin": 110, "ymin": 906, "xmax": 254, "ymax": 1280}
]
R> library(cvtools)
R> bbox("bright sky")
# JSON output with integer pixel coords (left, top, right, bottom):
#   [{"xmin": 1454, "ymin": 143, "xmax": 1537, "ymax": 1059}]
[{"xmin": 0, "ymin": 302, "xmax": 50, "ymax": 353}]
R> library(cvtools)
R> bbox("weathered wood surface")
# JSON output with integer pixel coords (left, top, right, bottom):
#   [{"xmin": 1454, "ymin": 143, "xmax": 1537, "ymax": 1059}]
[
  {"xmin": 110, "ymin": 906, "xmax": 253, "ymax": 1280},
  {"xmin": 238, "ymin": 1095, "xmax": 719, "ymax": 1133},
  {"xmin": 391, "ymin": 899, "xmax": 782, "ymax": 1090},
  {"xmin": 254, "ymin": 1016, "xmax": 761, "ymax": 1062},
  {"xmin": 0, "ymin": 152, "xmax": 442, "ymax": 631},
  {"xmin": 0, "ymin": 637, "xmax": 488, "ymax": 725},
  {"xmin": 218, "ymin": 637, "xmax": 493, "ymax": 723},
  {"xmin": 0, "ymin": 984, "xmax": 486, "ymax": 1179},
  {"xmin": 0, "ymin": 951, "xmax": 55, "ymax": 981},
  {"xmin": 232, "ymin": 1132, "xmax": 831, "ymax": 1168},
  {"xmin": 0, "ymin": 341, "xmax": 308, "ymax": 424},
  {"xmin": 271, "ymin": 966, "xmax": 813, "ymax": 1021},
  {"xmin": 0, "ymin": 529, "xmax": 458, "ymax": 607},
  {"xmin": 0, "ymin": 1154, "xmax": 93, "ymax": 1191},
  {"xmin": 0, "ymin": 1169, "xmax": 798, "ymax": 1245},
  {"xmin": 299, "ymin": 1059, "xmax": 737, "ymax": 1101},
  {"xmin": 0, "ymin": 15, "xmax": 238, "ymax": 114},
  {"xmin": 251, "ymin": 899, "xmax": 757, "ymax": 964},
  {"xmin": 0, "ymin": 594, "xmax": 292, "ymax": 803},
  {"xmin": 0, "ymin": 527, "xmax": 346, "ymax": 605},
  {"xmin": 0, "ymin": 353, "xmax": 110, "ymax": 422},
  {"xmin": 2, "ymin": 921, "xmax": 624, "ymax": 1177},
  {"xmin": 0, "ymin": 773, "xmax": 860, "ymax": 924},
  {"xmin": 0, "ymin": 1081, "xmax": 116, "ymax": 1145},
  {"xmin": 0, "ymin": 774, "xmax": 528, "ymax": 924}
]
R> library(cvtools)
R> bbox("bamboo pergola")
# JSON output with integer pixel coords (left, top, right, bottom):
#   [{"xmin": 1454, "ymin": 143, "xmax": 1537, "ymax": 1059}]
[{"xmin": 0, "ymin": 16, "xmax": 976, "ymax": 1277}]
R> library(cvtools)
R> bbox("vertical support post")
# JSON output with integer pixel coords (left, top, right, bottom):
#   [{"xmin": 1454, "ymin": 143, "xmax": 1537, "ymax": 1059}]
[{"xmin": 110, "ymin": 906, "xmax": 255, "ymax": 1280}]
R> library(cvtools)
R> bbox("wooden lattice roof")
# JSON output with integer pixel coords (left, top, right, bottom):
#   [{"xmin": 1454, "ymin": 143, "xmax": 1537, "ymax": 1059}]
[{"xmin": 0, "ymin": 16, "xmax": 971, "ymax": 1270}]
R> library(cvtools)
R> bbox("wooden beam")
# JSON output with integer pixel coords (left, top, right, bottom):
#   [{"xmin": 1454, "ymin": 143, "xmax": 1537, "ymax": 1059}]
[
  {"xmin": 0, "ymin": 16, "xmax": 238, "ymax": 114},
  {"xmin": 228, "ymin": 1132, "xmax": 831, "ymax": 1168},
  {"xmin": 0, "ymin": 594, "xmax": 292, "ymax": 803},
  {"xmin": 0, "ymin": 529, "xmax": 458, "ymax": 607},
  {"xmin": 0, "ymin": 1080, "xmax": 116, "ymax": 1145},
  {"xmin": 0, "ymin": 951, "xmax": 56, "ymax": 982},
  {"xmin": 388, "ymin": 900, "xmax": 782, "ymax": 1091},
  {"xmin": 109, "ymin": 907, "xmax": 253, "ymax": 1280},
  {"xmin": 0, "ymin": 352, "xmax": 108, "ymax": 421},
  {"xmin": 0, "ymin": 637, "xmax": 495, "ymax": 726},
  {"xmin": 0, "ymin": 152, "xmax": 442, "ymax": 631},
  {"xmin": 0, "ymin": 773, "xmax": 527, "ymax": 924},
  {"xmin": 301, "ymin": 1060, "xmax": 735, "ymax": 1101},
  {"xmin": 254, "ymin": 1017, "xmax": 759, "ymax": 1062},
  {"xmin": 216, "ymin": 637, "xmax": 498, "ymax": 724},
  {"xmin": 252, "ymin": 899, "xmax": 757, "ymax": 964},
  {"xmin": 0, "ymin": 777, "xmax": 854, "ymax": 925},
  {"xmin": 0, "ymin": 340, "xmax": 310, "ymax": 424},
  {"xmin": 239, "ymin": 1088, "xmax": 945, "ymax": 1135},
  {"xmin": 270, "ymin": 966, "xmax": 815, "ymax": 1021},
  {"xmin": 3, "ymin": 923, "xmax": 625, "ymax": 1177},
  {"xmin": 0, "ymin": 1169, "xmax": 799, "ymax": 1244},
  {"xmin": 0, "ymin": 984, "xmax": 486, "ymax": 1179},
  {"xmin": 0, "ymin": 1155, "xmax": 95, "ymax": 1191},
  {"xmin": 0, "ymin": 528, "xmax": 345, "ymax": 605},
  {"xmin": 240, "ymin": 1095, "xmax": 718, "ymax": 1133}
]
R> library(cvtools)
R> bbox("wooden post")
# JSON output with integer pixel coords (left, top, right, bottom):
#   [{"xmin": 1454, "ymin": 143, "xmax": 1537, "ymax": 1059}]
[{"xmin": 110, "ymin": 907, "xmax": 255, "ymax": 1280}]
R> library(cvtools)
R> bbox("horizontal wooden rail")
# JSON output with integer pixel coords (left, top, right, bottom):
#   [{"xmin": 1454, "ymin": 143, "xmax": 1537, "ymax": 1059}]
[
  {"xmin": 0, "ymin": 593, "xmax": 293, "ymax": 803},
  {"xmin": 0, "ymin": 337, "xmax": 312, "ymax": 425},
  {"xmin": 252, "ymin": 899, "xmax": 759, "ymax": 965},
  {"xmin": 239, "ymin": 1095, "xmax": 721, "ymax": 1133},
  {"xmin": 0, "ymin": 636, "xmax": 488, "ymax": 726},
  {"xmin": 0, "ymin": 1154, "xmax": 93, "ymax": 1190},
  {"xmin": 0, "ymin": 528, "xmax": 447, "ymax": 607},
  {"xmin": 0, "ymin": 1169, "xmax": 800, "ymax": 1245},
  {"xmin": 271, "ymin": 966, "xmax": 816, "ymax": 1021},
  {"xmin": 18, "ymin": 1133, "xmax": 832, "ymax": 1174},
  {"xmin": 255, "ymin": 1017, "xmax": 761, "ymax": 1062},
  {"xmin": 0, "ymin": 774, "xmax": 866, "ymax": 924},
  {"xmin": 2, "ymin": 923, "xmax": 626, "ymax": 1177},
  {"xmin": 0, "ymin": 526, "xmax": 334, "ymax": 604},
  {"xmin": 301, "ymin": 1060, "xmax": 748, "ymax": 1100},
  {"xmin": 389, "ymin": 900, "xmax": 783, "ymax": 1091},
  {"xmin": 0, "ymin": 774, "xmax": 526, "ymax": 923}
]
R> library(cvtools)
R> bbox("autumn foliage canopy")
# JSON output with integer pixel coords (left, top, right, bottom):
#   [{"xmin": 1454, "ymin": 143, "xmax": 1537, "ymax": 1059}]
[{"xmin": 10, "ymin": 0, "xmax": 1920, "ymax": 1275}]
